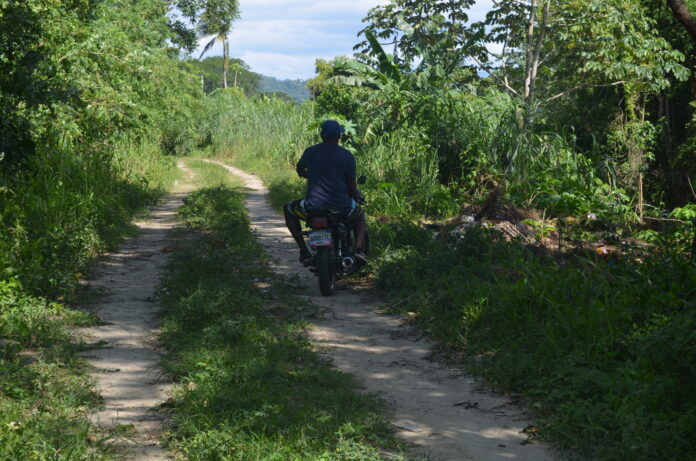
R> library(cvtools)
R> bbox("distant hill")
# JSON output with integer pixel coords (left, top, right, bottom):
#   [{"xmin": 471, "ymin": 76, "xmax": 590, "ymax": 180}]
[{"xmin": 259, "ymin": 76, "xmax": 310, "ymax": 103}]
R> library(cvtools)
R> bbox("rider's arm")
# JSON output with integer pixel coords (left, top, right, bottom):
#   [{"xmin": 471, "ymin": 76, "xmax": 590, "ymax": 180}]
[
  {"xmin": 347, "ymin": 177, "xmax": 362, "ymax": 201},
  {"xmin": 296, "ymin": 151, "xmax": 308, "ymax": 178},
  {"xmin": 297, "ymin": 163, "xmax": 308, "ymax": 178},
  {"xmin": 346, "ymin": 153, "xmax": 361, "ymax": 201}
]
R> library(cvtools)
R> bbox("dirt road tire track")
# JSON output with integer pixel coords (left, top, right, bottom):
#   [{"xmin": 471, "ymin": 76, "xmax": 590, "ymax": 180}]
[
  {"xmin": 206, "ymin": 159, "xmax": 558, "ymax": 461},
  {"xmin": 78, "ymin": 162, "xmax": 195, "ymax": 460}
]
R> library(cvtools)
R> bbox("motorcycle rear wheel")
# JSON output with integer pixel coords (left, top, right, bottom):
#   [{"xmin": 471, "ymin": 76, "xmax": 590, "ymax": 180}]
[{"xmin": 316, "ymin": 246, "xmax": 335, "ymax": 296}]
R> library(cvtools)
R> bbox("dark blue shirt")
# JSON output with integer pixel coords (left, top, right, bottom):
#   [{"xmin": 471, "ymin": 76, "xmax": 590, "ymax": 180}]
[{"xmin": 298, "ymin": 142, "xmax": 356, "ymax": 212}]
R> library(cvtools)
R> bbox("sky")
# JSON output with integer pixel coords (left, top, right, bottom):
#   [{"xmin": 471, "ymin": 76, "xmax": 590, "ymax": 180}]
[{"xmin": 193, "ymin": 0, "xmax": 495, "ymax": 80}]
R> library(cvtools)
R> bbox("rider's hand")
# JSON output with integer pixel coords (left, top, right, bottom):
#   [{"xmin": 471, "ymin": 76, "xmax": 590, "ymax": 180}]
[{"xmin": 356, "ymin": 189, "xmax": 366, "ymax": 205}]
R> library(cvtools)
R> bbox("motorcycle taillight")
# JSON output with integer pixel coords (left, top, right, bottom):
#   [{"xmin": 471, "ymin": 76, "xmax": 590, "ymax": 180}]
[{"xmin": 310, "ymin": 217, "xmax": 328, "ymax": 228}]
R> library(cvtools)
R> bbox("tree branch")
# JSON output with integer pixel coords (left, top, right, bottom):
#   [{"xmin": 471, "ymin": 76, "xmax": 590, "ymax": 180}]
[
  {"xmin": 470, "ymin": 55, "xmax": 520, "ymax": 96},
  {"xmin": 667, "ymin": 0, "xmax": 696, "ymax": 44},
  {"xmin": 544, "ymin": 81, "xmax": 626, "ymax": 103}
]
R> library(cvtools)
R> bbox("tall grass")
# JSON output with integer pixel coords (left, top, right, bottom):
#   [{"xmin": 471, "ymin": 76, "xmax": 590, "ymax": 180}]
[
  {"xmin": 198, "ymin": 89, "xmax": 314, "ymax": 210},
  {"xmin": 0, "ymin": 139, "xmax": 178, "ymax": 297}
]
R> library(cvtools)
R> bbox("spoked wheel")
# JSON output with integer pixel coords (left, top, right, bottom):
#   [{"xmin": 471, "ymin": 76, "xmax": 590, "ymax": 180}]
[{"xmin": 316, "ymin": 246, "xmax": 335, "ymax": 296}]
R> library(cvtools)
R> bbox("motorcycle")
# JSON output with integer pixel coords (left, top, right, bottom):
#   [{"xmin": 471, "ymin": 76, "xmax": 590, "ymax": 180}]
[{"xmin": 303, "ymin": 191, "xmax": 368, "ymax": 296}]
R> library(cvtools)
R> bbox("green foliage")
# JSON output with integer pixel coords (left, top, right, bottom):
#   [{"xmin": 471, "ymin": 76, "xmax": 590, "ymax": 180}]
[
  {"xmin": 373, "ymin": 225, "xmax": 696, "ymax": 460},
  {"xmin": 189, "ymin": 56, "xmax": 261, "ymax": 96},
  {"xmin": 0, "ymin": 0, "xmax": 201, "ymax": 297},
  {"xmin": 0, "ymin": 0, "xmax": 204, "ymax": 163},
  {"xmin": 0, "ymin": 279, "xmax": 108, "ymax": 460},
  {"xmin": 357, "ymin": 0, "xmax": 477, "ymax": 68},
  {"xmin": 574, "ymin": 1, "xmax": 689, "ymax": 92},
  {"xmin": 159, "ymin": 185, "xmax": 410, "ymax": 460},
  {"xmin": 0, "ymin": 140, "xmax": 178, "ymax": 297},
  {"xmin": 664, "ymin": 204, "xmax": 696, "ymax": 252}
]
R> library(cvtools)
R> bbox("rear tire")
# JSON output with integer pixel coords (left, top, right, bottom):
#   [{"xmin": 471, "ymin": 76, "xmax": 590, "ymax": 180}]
[{"xmin": 316, "ymin": 246, "xmax": 335, "ymax": 296}]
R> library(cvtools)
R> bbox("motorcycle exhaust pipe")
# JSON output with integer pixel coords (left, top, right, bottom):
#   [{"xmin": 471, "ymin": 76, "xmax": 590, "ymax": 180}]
[{"xmin": 341, "ymin": 256, "xmax": 355, "ymax": 269}]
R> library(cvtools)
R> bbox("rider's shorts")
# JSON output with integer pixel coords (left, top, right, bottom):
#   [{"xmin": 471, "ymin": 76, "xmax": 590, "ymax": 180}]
[{"xmin": 286, "ymin": 199, "xmax": 362, "ymax": 223}]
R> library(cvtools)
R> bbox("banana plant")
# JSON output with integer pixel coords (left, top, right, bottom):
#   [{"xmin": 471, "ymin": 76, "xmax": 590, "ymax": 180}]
[{"xmin": 328, "ymin": 31, "xmax": 402, "ymax": 90}]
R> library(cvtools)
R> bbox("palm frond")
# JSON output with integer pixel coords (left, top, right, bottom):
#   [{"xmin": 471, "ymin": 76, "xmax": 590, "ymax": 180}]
[{"xmin": 199, "ymin": 37, "xmax": 217, "ymax": 59}]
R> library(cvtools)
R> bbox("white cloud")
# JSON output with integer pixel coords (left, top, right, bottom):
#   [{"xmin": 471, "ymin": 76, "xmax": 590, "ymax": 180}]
[
  {"xmin": 194, "ymin": 0, "xmax": 495, "ymax": 80},
  {"xmin": 238, "ymin": 51, "xmax": 331, "ymax": 80}
]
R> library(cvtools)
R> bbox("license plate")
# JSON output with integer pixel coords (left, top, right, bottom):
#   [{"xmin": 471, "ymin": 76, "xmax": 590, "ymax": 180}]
[{"xmin": 308, "ymin": 230, "xmax": 332, "ymax": 247}]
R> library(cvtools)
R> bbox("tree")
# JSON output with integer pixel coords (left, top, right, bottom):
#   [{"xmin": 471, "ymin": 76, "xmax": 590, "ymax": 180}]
[
  {"xmin": 357, "ymin": 0, "xmax": 478, "ymax": 69},
  {"xmin": 667, "ymin": 0, "xmax": 696, "ymax": 44},
  {"xmin": 360, "ymin": 0, "xmax": 688, "ymax": 118},
  {"xmin": 193, "ymin": 56, "xmax": 261, "ymax": 95},
  {"xmin": 198, "ymin": 0, "xmax": 240, "ymax": 88}
]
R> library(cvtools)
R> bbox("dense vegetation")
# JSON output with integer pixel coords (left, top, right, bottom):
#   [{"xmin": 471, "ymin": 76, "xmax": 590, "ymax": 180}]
[
  {"xmin": 3, "ymin": 0, "xmax": 696, "ymax": 459},
  {"xmin": 0, "ymin": 0, "xmax": 207, "ymax": 457}
]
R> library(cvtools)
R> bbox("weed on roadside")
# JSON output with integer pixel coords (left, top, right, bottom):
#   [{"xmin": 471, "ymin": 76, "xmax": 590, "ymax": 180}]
[
  {"xmin": 0, "ymin": 279, "xmax": 112, "ymax": 460},
  {"xmin": 158, "ymin": 184, "xmax": 413, "ymax": 460}
]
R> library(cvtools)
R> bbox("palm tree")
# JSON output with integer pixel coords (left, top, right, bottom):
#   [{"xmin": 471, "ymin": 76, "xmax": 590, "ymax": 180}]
[{"xmin": 198, "ymin": 0, "xmax": 240, "ymax": 88}]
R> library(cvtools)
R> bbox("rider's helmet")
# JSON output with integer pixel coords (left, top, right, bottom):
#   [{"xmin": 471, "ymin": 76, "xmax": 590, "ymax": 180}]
[{"xmin": 320, "ymin": 120, "xmax": 345, "ymax": 139}]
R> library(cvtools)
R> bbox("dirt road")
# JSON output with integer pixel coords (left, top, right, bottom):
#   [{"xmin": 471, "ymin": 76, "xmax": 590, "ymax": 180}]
[
  {"xmin": 206, "ymin": 159, "xmax": 558, "ymax": 461},
  {"xmin": 78, "ymin": 162, "xmax": 195, "ymax": 460}
]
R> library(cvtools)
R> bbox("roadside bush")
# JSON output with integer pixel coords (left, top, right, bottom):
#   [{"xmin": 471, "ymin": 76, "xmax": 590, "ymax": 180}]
[{"xmin": 0, "ymin": 140, "xmax": 177, "ymax": 297}]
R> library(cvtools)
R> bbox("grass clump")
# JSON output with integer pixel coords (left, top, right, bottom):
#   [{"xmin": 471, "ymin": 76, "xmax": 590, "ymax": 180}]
[
  {"xmin": 0, "ymin": 279, "xmax": 110, "ymax": 460},
  {"xmin": 159, "ymin": 184, "xmax": 411, "ymax": 460},
  {"xmin": 373, "ymin": 223, "xmax": 696, "ymax": 460}
]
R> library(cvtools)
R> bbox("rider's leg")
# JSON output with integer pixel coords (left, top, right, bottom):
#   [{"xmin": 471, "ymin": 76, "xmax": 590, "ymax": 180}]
[{"xmin": 284, "ymin": 203, "xmax": 309, "ymax": 255}]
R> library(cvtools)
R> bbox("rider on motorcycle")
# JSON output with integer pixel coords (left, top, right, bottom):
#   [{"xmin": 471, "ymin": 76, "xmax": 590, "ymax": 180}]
[{"xmin": 284, "ymin": 120, "xmax": 367, "ymax": 265}]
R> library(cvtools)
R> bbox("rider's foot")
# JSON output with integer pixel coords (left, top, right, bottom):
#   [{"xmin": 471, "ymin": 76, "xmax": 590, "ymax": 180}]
[
  {"xmin": 299, "ymin": 249, "xmax": 312, "ymax": 265},
  {"xmin": 354, "ymin": 251, "xmax": 368, "ymax": 265}
]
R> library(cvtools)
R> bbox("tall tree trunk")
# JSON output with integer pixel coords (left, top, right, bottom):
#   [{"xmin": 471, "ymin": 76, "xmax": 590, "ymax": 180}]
[
  {"xmin": 523, "ymin": 0, "xmax": 537, "ymax": 108},
  {"xmin": 523, "ymin": 0, "xmax": 550, "ymax": 127},
  {"xmin": 222, "ymin": 39, "xmax": 229, "ymax": 89}
]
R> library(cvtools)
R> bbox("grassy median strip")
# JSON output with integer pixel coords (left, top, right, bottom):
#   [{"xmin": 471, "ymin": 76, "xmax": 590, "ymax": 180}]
[{"xmin": 158, "ymin": 173, "xmax": 411, "ymax": 460}]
